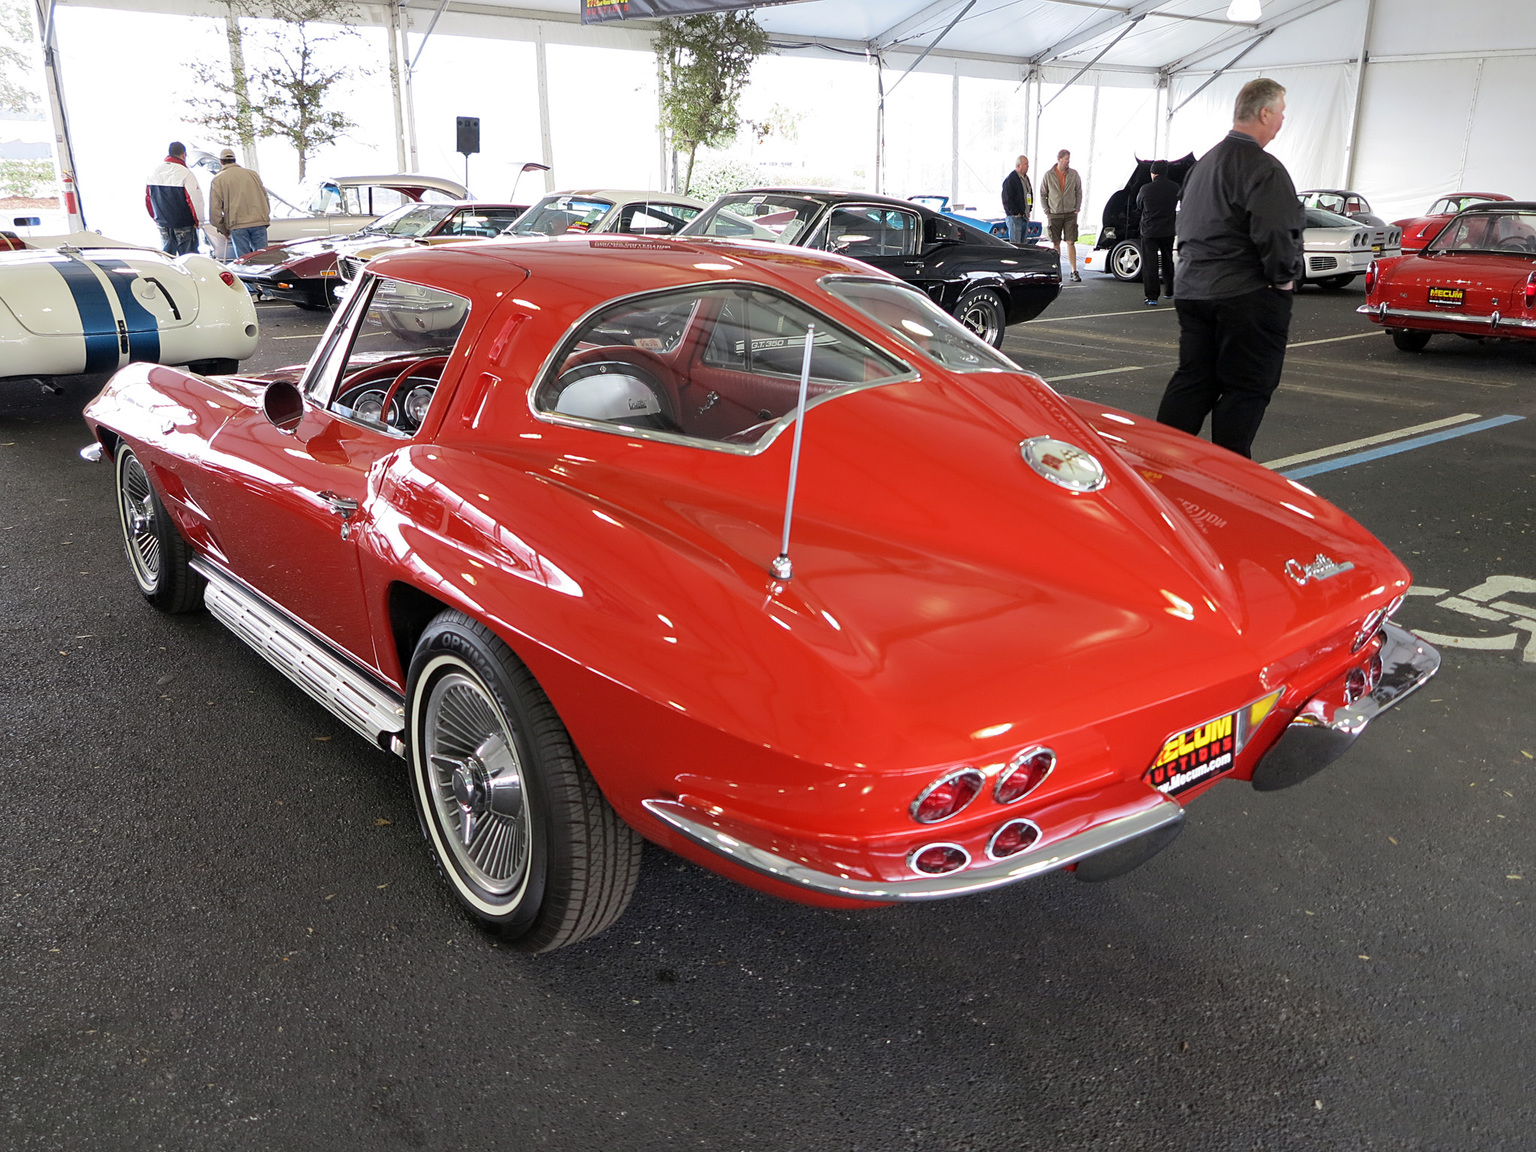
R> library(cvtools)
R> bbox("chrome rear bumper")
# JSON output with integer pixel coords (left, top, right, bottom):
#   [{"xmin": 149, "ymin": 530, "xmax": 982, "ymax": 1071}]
[
  {"xmin": 642, "ymin": 793, "xmax": 1184, "ymax": 903},
  {"xmin": 1251, "ymin": 620, "xmax": 1439, "ymax": 791}
]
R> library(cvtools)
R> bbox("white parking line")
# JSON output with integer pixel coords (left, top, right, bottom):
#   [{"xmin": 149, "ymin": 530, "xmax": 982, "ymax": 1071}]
[
  {"xmin": 1046, "ymin": 365, "xmax": 1157, "ymax": 382},
  {"xmin": 1260, "ymin": 413, "xmax": 1483, "ymax": 468},
  {"xmin": 1030, "ymin": 308, "xmax": 1174, "ymax": 324},
  {"xmin": 272, "ymin": 333, "xmax": 318, "ymax": 340},
  {"xmin": 1287, "ymin": 331, "xmax": 1381, "ymax": 349}
]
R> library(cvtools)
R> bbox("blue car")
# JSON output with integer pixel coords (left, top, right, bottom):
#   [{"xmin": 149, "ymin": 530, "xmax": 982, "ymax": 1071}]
[{"xmin": 909, "ymin": 195, "xmax": 1042, "ymax": 243}]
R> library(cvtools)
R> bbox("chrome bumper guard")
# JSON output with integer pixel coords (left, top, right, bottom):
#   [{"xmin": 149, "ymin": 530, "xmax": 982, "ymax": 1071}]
[
  {"xmin": 642, "ymin": 793, "xmax": 1185, "ymax": 903},
  {"xmin": 1251, "ymin": 620, "xmax": 1439, "ymax": 791},
  {"xmin": 1357, "ymin": 302, "xmax": 1536, "ymax": 330}
]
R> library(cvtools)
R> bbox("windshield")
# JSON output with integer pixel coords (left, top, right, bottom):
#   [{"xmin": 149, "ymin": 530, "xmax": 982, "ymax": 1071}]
[
  {"xmin": 824, "ymin": 278, "xmax": 1018, "ymax": 374},
  {"xmin": 1430, "ymin": 195, "xmax": 1496, "ymax": 216},
  {"xmin": 364, "ymin": 203, "xmax": 457, "ymax": 236},
  {"xmin": 1305, "ymin": 208, "xmax": 1361, "ymax": 229},
  {"xmin": 1425, "ymin": 210, "xmax": 1536, "ymax": 255},
  {"xmin": 688, "ymin": 195, "xmax": 823, "ymax": 245},
  {"xmin": 504, "ymin": 195, "xmax": 613, "ymax": 236},
  {"xmin": 532, "ymin": 284, "xmax": 908, "ymax": 449}
]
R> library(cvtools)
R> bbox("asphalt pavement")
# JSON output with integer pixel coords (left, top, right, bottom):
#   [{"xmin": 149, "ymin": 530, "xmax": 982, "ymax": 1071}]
[{"xmin": 2, "ymin": 272, "xmax": 1532, "ymax": 1150}]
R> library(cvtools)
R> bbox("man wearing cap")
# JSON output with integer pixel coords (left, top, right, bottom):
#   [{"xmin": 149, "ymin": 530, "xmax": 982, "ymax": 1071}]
[
  {"xmin": 209, "ymin": 148, "xmax": 271, "ymax": 258},
  {"xmin": 145, "ymin": 141, "xmax": 203, "ymax": 255}
]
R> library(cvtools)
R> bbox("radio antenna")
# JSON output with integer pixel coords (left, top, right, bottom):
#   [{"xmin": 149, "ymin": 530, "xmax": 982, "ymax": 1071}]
[{"xmin": 771, "ymin": 323, "xmax": 816, "ymax": 581}]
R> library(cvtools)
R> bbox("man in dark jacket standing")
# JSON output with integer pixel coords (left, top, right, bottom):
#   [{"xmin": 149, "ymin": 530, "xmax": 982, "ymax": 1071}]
[
  {"xmin": 1135, "ymin": 160, "xmax": 1179, "ymax": 305},
  {"xmin": 1155, "ymin": 78, "xmax": 1303, "ymax": 458},
  {"xmin": 1001, "ymin": 155, "xmax": 1033, "ymax": 244},
  {"xmin": 145, "ymin": 141, "xmax": 203, "ymax": 255}
]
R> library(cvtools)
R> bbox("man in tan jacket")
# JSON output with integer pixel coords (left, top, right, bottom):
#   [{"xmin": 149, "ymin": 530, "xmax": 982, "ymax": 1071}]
[
  {"xmin": 209, "ymin": 149, "xmax": 271, "ymax": 258},
  {"xmin": 1039, "ymin": 148, "xmax": 1084, "ymax": 281}
]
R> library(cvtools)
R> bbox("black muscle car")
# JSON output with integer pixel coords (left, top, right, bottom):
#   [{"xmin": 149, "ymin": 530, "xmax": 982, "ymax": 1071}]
[
  {"xmin": 681, "ymin": 188, "xmax": 1059, "ymax": 347},
  {"xmin": 1084, "ymin": 155, "xmax": 1196, "ymax": 282}
]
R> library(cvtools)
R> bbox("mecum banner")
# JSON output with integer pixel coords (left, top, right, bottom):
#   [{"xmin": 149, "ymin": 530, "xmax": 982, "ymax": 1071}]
[{"xmin": 581, "ymin": 0, "xmax": 805, "ymax": 22}]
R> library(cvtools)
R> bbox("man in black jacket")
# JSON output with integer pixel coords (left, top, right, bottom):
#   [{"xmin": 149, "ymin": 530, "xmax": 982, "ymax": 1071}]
[
  {"xmin": 1155, "ymin": 78, "xmax": 1303, "ymax": 458},
  {"xmin": 1136, "ymin": 160, "xmax": 1179, "ymax": 305},
  {"xmin": 1001, "ymin": 155, "xmax": 1033, "ymax": 244}
]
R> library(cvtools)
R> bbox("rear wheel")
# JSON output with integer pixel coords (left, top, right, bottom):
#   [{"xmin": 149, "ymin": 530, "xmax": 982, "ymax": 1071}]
[
  {"xmin": 1109, "ymin": 240, "xmax": 1142, "ymax": 281},
  {"xmin": 954, "ymin": 287, "xmax": 1007, "ymax": 348},
  {"xmin": 407, "ymin": 611, "xmax": 642, "ymax": 952},
  {"xmin": 1391, "ymin": 329, "xmax": 1432, "ymax": 352},
  {"xmin": 114, "ymin": 446, "xmax": 204, "ymax": 613}
]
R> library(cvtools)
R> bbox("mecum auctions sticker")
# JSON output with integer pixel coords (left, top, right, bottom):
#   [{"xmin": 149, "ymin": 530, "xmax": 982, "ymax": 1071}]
[{"xmin": 1145, "ymin": 710, "xmax": 1238, "ymax": 796}]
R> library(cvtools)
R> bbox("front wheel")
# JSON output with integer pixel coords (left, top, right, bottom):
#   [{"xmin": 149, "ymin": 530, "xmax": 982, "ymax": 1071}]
[
  {"xmin": 407, "ymin": 611, "xmax": 642, "ymax": 952},
  {"xmin": 1109, "ymin": 240, "xmax": 1142, "ymax": 281},
  {"xmin": 1391, "ymin": 328, "xmax": 1432, "ymax": 352},
  {"xmin": 954, "ymin": 287, "xmax": 1008, "ymax": 348},
  {"xmin": 114, "ymin": 446, "xmax": 204, "ymax": 613}
]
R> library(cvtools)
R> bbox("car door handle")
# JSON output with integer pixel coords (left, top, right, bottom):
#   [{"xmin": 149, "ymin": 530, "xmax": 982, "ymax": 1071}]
[{"xmin": 318, "ymin": 491, "xmax": 358, "ymax": 518}]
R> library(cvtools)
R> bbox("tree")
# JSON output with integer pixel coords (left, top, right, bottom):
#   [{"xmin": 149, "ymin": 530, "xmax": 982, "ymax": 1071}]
[
  {"xmin": 655, "ymin": 12, "xmax": 769, "ymax": 196},
  {"xmin": 185, "ymin": 0, "xmax": 363, "ymax": 181},
  {"xmin": 0, "ymin": 0, "xmax": 39, "ymax": 114}
]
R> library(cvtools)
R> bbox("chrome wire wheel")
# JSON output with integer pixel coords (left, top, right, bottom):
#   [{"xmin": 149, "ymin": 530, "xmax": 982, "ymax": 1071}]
[
  {"xmin": 116, "ymin": 450, "xmax": 161, "ymax": 595},
  {"xmin": 421, "ymin": 668, "xmax": 532, "ymax": 898}
]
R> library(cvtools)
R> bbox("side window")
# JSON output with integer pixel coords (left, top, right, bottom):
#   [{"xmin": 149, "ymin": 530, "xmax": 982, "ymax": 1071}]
[
  {"xmin": 368, "ymin": 187, "xmax": 408, "ymax": 215},
  {"xmin": 461, "ymin": 208, "xmax": 522, "ymax": 235},
  {"xmin": 532, "ymin": 286, "xmax": 907, "ymax": 448},
  {"xmin": 825, "ymin": 207, "xmax": 921, "ymax": 257},
  {"xmin": 315, "ymin": 276, "xmax": 472, "ymax": 438}
]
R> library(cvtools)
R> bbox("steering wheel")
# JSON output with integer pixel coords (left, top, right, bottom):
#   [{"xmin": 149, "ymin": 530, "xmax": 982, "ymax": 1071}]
[
  {"xmin": 560, "ymin": 346, "xmax": 682, "ymax": 416},
  {"xmin": 1496, "ymin": 236, "xmax": 1536, "ymax": 254},
  {"xmin": 376, "ymin": 355, "xmax": 449, "ymax": 431}
]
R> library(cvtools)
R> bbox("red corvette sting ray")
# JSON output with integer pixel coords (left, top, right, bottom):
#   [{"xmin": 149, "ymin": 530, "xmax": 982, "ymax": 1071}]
[
  {"xmin": 1362, "ymin": 202, "xmax": 1536, "ymax": 351},
  {"xmin": 82, "ymin": 237, "xmax": 1440, "ymax": 951}
]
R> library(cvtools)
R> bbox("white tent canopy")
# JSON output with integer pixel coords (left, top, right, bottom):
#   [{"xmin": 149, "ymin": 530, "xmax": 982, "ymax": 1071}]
[{"xmin": 28, "ymin": 0, "xmax": 1536, "ymax": 244}]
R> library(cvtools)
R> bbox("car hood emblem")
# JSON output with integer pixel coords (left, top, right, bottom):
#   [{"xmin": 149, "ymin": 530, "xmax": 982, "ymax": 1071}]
[
  {"xmin": 1285, "ymin": 553, "xmax": 1355, "ymax": 585},
  {"xmin": 1020, "ymin": 436, "xmax": 1107, "ymax": 493}
]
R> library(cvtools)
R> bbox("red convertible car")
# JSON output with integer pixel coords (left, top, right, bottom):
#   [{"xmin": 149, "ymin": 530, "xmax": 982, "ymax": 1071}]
[
  {"xmin": 82, "ymin": 237, "xmax": 1439, "ymax": 951},
  {"xmin": 1393, "ymin": 192, "xmax": 1512, "ymax": 253},
  {"xmin": 1362, "ymin": 202, "xmax": 1536, "ymax": 350}
]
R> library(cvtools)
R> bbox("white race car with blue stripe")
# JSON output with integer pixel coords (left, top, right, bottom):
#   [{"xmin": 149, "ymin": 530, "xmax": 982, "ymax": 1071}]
[{"xmin": 0, "ymin": 245, "xmax": 258, "ymax": 381}]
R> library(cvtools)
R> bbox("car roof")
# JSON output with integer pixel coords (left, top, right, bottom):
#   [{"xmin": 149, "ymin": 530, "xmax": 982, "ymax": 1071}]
[
  {"xmin": 533, "ymin": 189, "xmax": 706, "ymax": 205},
  {"xmin": 731, "ymin": 188, "xmax": 927, "ymax": 211},
  {"xmin": 1456, "ymin": 201, "xmax": 1536, "ymax": 212},
  {"xmin": 1299, "ymin": 188, "xmax": 1365, "ymax": 196},
  {"xmin": 1439, "ymin": 192, "xmax": 1513, "ymax": 201}
]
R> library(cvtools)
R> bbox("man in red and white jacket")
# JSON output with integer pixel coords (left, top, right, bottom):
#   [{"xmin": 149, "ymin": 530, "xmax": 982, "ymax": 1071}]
[{"xmin": 145, "ymin": 141, "xmax": 204, "ymax": 255}]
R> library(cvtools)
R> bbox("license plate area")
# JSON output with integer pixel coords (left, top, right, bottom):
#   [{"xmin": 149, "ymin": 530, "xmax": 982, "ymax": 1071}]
[
  {"xmin": 1429, "ymin": 286, "xmax": 1465, "ymax": 307},
  {"xmin": 1145, "ymin": 710, "xmax": 1239, "ymax": 796}
]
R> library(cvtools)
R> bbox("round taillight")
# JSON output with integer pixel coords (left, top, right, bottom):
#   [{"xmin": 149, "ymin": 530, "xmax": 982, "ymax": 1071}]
[
  {"xmin": 1524, "ymin": 272, "xmax": 1536, "ymax": 308},
  {"xmin": 908, "ymin": 843, "xmax": 970, "ymax": 875},
  {"xmin": 995, "ymin": 746, "xmax": 1055, "ymax": 804},
  {"xmin": 1352, "ymin": 607, "xmax": 1388, "ymax": 651},
  {"xmin": 987, "ymin": 819, "xmax": 1042, "ymax": 859},
  {"xmin": 910, "ymin": 768, "xmax": 984, "ymax": 824},
  {"xmin": 1344, "ymin": 654, "xmax": 1383, "ymax": 704},
  {"xmin": 219, "ymin": 270, "xmax": 237, "ymax": 287},
  {"xmin": 1365, "ymin": 260, "xmax": 1378, "ymax": 295}
]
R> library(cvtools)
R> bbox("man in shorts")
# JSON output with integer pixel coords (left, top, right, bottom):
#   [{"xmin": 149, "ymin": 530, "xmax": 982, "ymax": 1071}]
[{"xmin": 1040, "ymin": 148, "xmax": 1083, "ymax": 282}]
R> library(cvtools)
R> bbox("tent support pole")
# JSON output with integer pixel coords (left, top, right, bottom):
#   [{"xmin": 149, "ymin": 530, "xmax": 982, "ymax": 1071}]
[
  {"xmin": 535, "ymin": 28, "xmax": 554, "ymax": 191},
  {"xmin": 385, "ymin": 1, "xmax": 408, "ymax": 171},
  {"xmin": 1341, "ymin": 0, "xmax": 1375, "ymax": 188}
]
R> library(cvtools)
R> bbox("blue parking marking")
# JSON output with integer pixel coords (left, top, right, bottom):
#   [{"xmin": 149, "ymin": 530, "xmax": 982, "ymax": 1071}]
[
  {"xmin": 48, "ymin": 255, "xmax": 119, "ymax": 373},
  {"xmin": 92, "ymin": 257, "xmax": 162, "ymax": 365},
  {"xmin": 1282, "ymin": 415, "xmax": 1526, "ymax": 480}
]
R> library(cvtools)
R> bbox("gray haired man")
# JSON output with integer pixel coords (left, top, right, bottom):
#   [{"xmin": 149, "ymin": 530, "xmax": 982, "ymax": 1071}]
[{"xmin": 1154, "ymin": 78, "xmax": 1303, "ymax": 458}]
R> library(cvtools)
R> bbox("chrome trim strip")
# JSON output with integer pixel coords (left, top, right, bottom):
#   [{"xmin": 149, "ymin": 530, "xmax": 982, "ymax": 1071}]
[
  {"xmin": 1356, "ymin": 303, "xmax": 1536, "ymax": 329},
  {"xmin": 641, "ymin": 793, "xmax": 1184, "ymax": 902},
  {"xmin": 190, "ymin": 558, "xmax": 406, "ymax": 752},
  {"xmin": 1299, "ymin": 620, "xmax": 1440, "ymax": 737}
]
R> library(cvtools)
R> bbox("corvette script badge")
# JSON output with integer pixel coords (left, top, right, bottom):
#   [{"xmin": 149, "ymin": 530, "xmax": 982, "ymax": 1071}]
[
  {"xmin": 1020, "ymin": 437, "xmax": 1108, "ymax": 493},
  {"xmin": 1285, "ymin": 553, "xmax": 1355, "ymax": 585}
]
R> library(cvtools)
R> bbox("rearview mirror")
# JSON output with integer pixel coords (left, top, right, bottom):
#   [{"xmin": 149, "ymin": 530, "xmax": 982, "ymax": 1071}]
[{"xmin": 262, "ymin": 381, "xmax": 305, "ymax": 433}]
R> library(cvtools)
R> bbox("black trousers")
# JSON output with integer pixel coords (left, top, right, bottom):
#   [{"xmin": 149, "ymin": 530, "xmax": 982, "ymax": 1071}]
[
  {"xmin": 1140, "ymin": 235, "xmax": 1174, "ymax": 299},
  {"xmin": 1156, "ymin": 287, "xmax": 1293, "ymax": 459}
]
